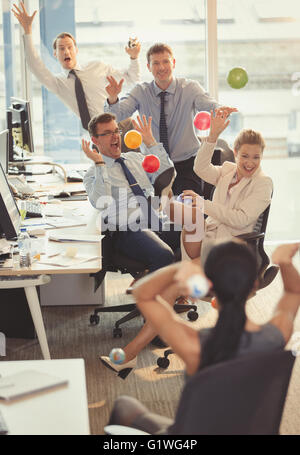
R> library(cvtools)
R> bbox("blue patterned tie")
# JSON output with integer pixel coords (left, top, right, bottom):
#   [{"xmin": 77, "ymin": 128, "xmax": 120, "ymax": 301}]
[
  {"xmin": 115, "ymin": 157, "xmax": 162, "ymax": 230},
  {"xmin": 159, "ymin": 91, "xmax": 169, "ymax": 155}
]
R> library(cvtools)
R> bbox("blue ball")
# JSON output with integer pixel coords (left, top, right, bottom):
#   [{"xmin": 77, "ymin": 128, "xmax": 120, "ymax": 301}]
[
  {"xmin": 176, "ymin": 193, "xmax": 193, "ymax": 205},
  {"xmin": 109, "ymin": 348, "xmax": 126, "ymax": 364}
]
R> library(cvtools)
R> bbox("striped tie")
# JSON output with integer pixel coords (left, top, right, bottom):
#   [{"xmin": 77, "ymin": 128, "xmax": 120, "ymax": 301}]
[
  {"xmin": 159, "ymin": 91, "xmax": 169, "ymax": 155},
  {"xmin": 69, "ymin": 69, "xmax": 91, "ymax": 131}
]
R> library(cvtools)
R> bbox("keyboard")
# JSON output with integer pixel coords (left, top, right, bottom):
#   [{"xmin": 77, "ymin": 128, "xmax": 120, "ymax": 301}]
[
  {"xmin": 67, "ymin": 169, "xmax": 86, "ymax": 182},
  {"xmin": 22, "ymin": 201, "xmax": 43, "ymax": 218}
]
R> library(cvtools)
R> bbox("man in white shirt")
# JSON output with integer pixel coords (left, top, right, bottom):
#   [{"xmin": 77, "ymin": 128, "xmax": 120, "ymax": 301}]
[{"xmin": 12, "ymin": 2, "xmax": 141, "ymax": 146}]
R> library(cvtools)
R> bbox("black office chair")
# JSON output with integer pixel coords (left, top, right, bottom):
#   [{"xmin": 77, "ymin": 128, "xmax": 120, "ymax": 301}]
[
  {"xmin": 89, "ymin": 167, "xmax": 198, "ymax": 338},
  {"xmin": 105, "ymin": 350, "xmax": 295, "ymax": 435}
]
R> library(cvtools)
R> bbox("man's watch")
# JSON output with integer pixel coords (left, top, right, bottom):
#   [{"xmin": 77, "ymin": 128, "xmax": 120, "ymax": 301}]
[{"xmin": 95, "ymin": 161, "xmax": 105, "ymax": 166}]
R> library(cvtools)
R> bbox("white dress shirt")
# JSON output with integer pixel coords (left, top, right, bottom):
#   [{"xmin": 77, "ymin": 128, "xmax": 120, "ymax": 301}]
[{"xmin": 23, "ymin": 34, "xmax": 140, "ymax": 121}]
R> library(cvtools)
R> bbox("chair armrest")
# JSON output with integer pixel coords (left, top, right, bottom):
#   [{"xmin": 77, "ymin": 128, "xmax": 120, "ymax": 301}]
[
  {"xmin": 104, "ymin": 425, "xmax": 150, "ymax": 435},
  {"xmin": 236, "ymin": 232, "xmax": 265, "ymax": 241}
]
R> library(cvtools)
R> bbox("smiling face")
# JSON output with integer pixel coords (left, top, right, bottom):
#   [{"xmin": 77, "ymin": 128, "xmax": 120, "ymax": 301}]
[
  {"xmin": 147, "ymin": 51, "xmax": 175, "ymax": 89},
  {"xmin": 54, "ymin": 36, "xmax": 78, "ymax": 70},
  {"xmin": 234, "ymin": 144, "xmax": 263, "ymax": 180},
  {"xmin": 92, "ymin": 119, "xmax": 121, "ymax": 159}
]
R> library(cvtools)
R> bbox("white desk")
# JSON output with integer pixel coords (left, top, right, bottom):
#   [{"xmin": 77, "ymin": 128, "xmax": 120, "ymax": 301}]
[
  {"xmin": 0, "ymin": 191, "xmax": 102, "ymax": 360},
  {"xmin": 0, "ymin": 359, "xmax": 90, "ymax": 435}
]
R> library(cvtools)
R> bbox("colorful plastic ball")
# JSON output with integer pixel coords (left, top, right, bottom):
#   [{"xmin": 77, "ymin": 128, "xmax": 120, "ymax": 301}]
[
  {"xmin": 124, "ymin": 130, "xmax": 142, "ymax": 149},
  {"xmin": 142, "ymin": 154, "xmax": 160, "ymax": 173},
  {"xmin": 176, "ymin": 193, "xmax": 193, "ymax": 205},
  {"xmin": 227, "ymin": 67, "xmax": 248, "ymax": 89},
  {"xmin": 109, "ymin": 348, "xmax": 126, "ymax": 365},
  {"xmin": 194, "ymin": 111, "xmax": 211, "ymax": 131}
]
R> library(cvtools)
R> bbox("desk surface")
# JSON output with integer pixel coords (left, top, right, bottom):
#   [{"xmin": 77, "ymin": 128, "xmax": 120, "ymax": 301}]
[
  {"xmin": 0, "ymin": 359, "xmax": 90, "ymax": 435},
  {"xmin": 0, "ymin": 175, "xmax": 102, "ymax": 276}
]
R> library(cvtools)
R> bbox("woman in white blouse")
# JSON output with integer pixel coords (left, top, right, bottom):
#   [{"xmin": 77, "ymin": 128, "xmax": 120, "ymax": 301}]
[{"xmin": 170, "ymin": 108, "xmax": 273, "ymax": 260}]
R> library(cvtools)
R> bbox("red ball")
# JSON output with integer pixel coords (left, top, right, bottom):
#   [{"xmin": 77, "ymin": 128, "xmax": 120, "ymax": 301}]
[
  {"xmin": 194, "ymin": 111, "xmax": 211, "ymax": 131},
  {"xmin": 142, "ymin": 155, "xmax": 160, "ymax": 173}
]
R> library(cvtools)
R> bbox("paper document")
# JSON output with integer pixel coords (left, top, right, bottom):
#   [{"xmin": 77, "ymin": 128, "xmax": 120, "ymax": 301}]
[
  {"xmin": 49, "ymin": 234, "xmax": 103, "ymax": 243},
  {"xmin": 0, "ymin": 370, "xmax": 68, "ymax": 401},
  {"xmin": 37, "ymin": 254, "xmax": 101, "ymax": 267}
]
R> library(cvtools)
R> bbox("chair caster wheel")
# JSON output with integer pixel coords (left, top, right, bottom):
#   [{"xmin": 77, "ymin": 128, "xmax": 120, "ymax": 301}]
[
  {"xmin": 188, "ymin": 310, "xmax": 198, "ymax": 321},
  {"xmin": 90, "ymin": 314, "xmax": 100, "ymax": 325},
  {"xmin": 113, "ymin": 327, "xmax": 122, "ymax": 338},
  {"xmin": 157, "ymin": 357, "xmax": 170, "ymax": 369}
]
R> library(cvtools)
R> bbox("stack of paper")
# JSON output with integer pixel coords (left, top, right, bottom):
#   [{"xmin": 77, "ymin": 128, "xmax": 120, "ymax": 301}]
[{"xmin": 0, "ymin": 239, "xmax": 13, "ymax": 269}]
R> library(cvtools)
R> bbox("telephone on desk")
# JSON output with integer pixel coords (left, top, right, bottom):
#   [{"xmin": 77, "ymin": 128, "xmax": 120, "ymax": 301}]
[{"xmin": 7, "ymin": 175, "xmax": 35, "ymax": 196}]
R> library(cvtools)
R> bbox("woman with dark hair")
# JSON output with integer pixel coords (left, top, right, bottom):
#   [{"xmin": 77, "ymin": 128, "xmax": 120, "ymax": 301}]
[
  {"xmin": 105, "ymin": 241, "xmax": 300, "ymax": 432},
  {"xmin": 100, "ymin": 241, "xmax": 300, "ymax": 377}
]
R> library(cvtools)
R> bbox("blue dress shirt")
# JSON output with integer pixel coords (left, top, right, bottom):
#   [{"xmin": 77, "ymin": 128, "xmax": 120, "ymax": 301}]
[
  {"xmin": 83, "ymin": 143, "xmax": 174, "ymax": 229},
  {"xmin": 104, "ymin": 78, "xmax": 219, "ymax": 163}
]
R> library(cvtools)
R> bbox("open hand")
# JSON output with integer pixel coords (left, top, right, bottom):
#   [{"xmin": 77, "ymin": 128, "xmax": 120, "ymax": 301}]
[
  {"xmin": 131, "ymin": 115, "xmax": 156, "ymax": 147},
  {"xmin": 12, "ymin": 1, "xmax": 37, "ymax": 34},
  {"xmin": 81, "ymin": 139, "xmax": 103, "ymax": 163},
  {"xmin": 105, "ymin": 76, "xmax": 124, "ymax": 104}
]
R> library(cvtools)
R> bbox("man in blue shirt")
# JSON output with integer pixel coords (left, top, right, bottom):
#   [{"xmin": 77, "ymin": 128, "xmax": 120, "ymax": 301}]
[
  {"xmin": 83, "ymin": 113, "xmax": 181, "ymax": 276},
  {"xmin": 104, "ymin": 42, "xmax": 237, "ymax": 195}
]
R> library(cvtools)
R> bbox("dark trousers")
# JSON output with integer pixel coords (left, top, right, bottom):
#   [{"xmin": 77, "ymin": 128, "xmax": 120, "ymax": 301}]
[
  {"xmin": 114, "ymin": 227, "xmax": 181, "ymax": 273},
  {"xmin": 172, "ymin": 156, "xmax": 203, "ymax": 196}
]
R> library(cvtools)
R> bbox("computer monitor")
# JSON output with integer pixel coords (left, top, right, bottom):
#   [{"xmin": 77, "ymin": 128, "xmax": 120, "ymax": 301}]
[
  {"xmin": 0, "ymin": 129, "xmax": 8, "ymax": 174},
  {"xmin": 7, "ymin": 97, "xmax": 34, "ymax": 163},
  {"xmin": 0, "ymin": 162, "xmax": 21, "ymax": 239}
]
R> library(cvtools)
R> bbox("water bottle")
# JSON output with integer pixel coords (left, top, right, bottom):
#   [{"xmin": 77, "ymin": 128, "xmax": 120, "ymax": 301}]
[
  {"xmin": 186, "ymin": 274, "xmax": 209, "ymax": 299},
  {"xmin": 18, "ymin": 228, "xmax": 31, "ymax": 268}
]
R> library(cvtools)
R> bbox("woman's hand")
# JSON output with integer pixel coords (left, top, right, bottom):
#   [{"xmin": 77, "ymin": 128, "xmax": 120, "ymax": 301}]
[
  {"xmin": 181, "ymin": 190, "xmax": 204, "ymax": 209},
  {"xmin": 131, "ymin": 115, "xmax": 156, "ymax": 148},
  {"xmin": 207, "ymin": 108, "xmax": 231, "ymax": 143},
  {"xmin": 272, "ymin": 243, "xmax": 300, "ymax": 266},
  {"xmin": 81, "ymin": 139, "xmax": 103, "ymax": 163},
  {"xmin": 174, "ymin": 260, "xmax": 205, "ymax": 296}
]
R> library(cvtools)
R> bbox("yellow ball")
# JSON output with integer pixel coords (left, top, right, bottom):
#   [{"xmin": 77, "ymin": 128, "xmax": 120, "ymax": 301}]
[{"xmin": 124, "ymin": 130, "xmax": 142, "ymax": 149}]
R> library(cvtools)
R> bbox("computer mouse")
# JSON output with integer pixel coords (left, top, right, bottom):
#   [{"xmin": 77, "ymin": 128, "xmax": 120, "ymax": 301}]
[{"xmin": 54, "ymin": 191, "xmax": 71, "ymax": 198}]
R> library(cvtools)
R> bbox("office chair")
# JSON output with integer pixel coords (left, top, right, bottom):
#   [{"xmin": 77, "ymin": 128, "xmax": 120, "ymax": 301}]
[
  {"xmin": 105, "ymin": 350, "xmax": 295, "ymax": 435},
  {"xmin": 89, "ymin": 167, "xmax": 198, "ymax": 338}
]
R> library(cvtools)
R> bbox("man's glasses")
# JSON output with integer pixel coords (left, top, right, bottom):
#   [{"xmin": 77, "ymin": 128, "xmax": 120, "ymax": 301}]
[{"xmin": 94, "ymin": 129, "xmax": 123, "ymax": 138}]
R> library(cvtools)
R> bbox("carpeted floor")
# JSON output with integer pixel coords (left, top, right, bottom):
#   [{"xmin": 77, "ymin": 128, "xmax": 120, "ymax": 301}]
[{"xmin": 2, "ymin": 264, "xmax": 300, "ymax": 435}]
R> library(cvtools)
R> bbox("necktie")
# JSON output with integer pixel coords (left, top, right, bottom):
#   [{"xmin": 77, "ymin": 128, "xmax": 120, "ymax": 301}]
[
  {"xmin": 69, "ymin": 69, "xmax": 91, "ymax": 130},
  {"xmin": 159, "ymin": 91, "xmax": 169, "ymax": 155},
  {"xmin": 115, "ymin": 157, "xmax": 162, "ymax": 230}
]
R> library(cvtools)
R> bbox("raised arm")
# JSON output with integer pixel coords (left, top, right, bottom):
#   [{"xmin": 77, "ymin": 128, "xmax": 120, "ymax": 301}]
[
  {"xmin": 269, "ymin": 243, "xmax": 300, "ymax": 343},
  {"xmin": 132, "ymin": 259, "xmax": 205, "ymax": 374},
  {"xmin": 194, "ymin": 109, "xmax": 231, "ymax": 185}
]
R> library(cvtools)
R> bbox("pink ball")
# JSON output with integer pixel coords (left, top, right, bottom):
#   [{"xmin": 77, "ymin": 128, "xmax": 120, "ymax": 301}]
[
  {"xmin": 194, "ymin": 111, "xmax": 211, "ymax": 131},
  {"xmin": 142, "ymin": 155, "xmax": 160, "ymax": 173}
]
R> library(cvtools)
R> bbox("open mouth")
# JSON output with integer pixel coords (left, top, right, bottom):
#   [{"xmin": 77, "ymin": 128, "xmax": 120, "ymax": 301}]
[
  {"xmin": 64, "ymin": 57, "xmax": 71, "ymax": 63},
  {"xmin": 111, "ymin": 140, "xmax": 120, "ymax": 149}
]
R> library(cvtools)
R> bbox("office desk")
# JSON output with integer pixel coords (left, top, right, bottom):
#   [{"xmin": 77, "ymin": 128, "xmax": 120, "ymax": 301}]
[
  {"xmin": 0, "ymin": 182, "xmax": 102, "ymax": 360},
  {"xmin": 0, "ymin": 359, "xmax": 90, "ymax": 435}
]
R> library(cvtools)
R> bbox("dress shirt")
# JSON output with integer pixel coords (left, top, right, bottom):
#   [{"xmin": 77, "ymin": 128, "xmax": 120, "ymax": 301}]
[
  {"xmin": 104, "ymin": 78, "xmax": 219, "ymax": 162},
  {"xmin": 83, "ymin": 143, "xmax": 174, "ymax": 229},
  {"xmin": 23, "ymin": 34, "xmax": 140, "ymax": 122}
]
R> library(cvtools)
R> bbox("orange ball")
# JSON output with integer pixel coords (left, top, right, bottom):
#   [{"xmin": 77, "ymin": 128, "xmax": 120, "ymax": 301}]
[{"xmin": 124, "ymin": 130, "xmax": 142, "ymax": 149}]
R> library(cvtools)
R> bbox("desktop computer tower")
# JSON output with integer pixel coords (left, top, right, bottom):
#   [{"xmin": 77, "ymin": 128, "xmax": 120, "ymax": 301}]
[{"xmin": 0, "ymin": 288, "xmax": 36, "ymax": 339}]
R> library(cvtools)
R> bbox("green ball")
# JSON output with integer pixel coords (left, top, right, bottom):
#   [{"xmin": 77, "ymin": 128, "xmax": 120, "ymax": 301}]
[{"xmin": 227, "ymin": 67, "xmax": 248, "ymax": 89}]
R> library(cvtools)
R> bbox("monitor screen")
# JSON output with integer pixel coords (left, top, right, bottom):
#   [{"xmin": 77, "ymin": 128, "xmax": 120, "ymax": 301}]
[
  {"xmin": 7, "ymin": 97, "xmax": 34, "ymax": 162},
  {"xmin": 0, "ymin": 162, "xmax": 21, "ymax": 239},
  {"xmin": 0, "ymin": 129, "xmax": 8, "ymax": 174}
]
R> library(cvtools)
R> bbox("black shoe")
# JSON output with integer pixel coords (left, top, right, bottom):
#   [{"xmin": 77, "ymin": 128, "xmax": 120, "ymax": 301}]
[{"xmin": 150, "ymin": 336, "xmax": 168, "ymax": 348}]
